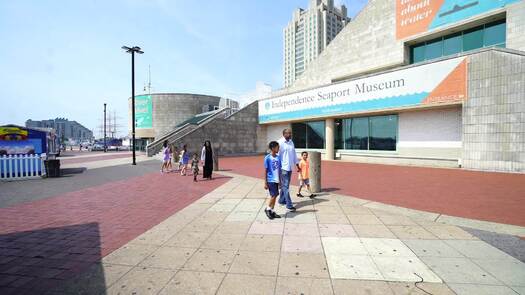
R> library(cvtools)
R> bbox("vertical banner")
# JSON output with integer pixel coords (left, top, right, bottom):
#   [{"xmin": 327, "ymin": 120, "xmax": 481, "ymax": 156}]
[
  {"xmin": 396, "ymin": 0, "xmax": 520, "ymax": 40},
  {"xmin": 135, "ymin": 95, "xmax": 153, "ymax": 128}
]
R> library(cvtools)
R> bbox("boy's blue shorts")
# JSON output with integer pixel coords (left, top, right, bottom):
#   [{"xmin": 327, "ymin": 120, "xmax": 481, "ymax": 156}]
[{"xmin": 267, "ymin": 182, "xmax": 279, "ymax": 197}]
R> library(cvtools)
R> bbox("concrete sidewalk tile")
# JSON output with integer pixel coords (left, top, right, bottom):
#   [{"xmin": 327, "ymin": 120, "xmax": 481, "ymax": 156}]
[
  {"xmin": 444, "ymin": 240, "xmax": 513, "ymax": 259},
  {"xmin": 373, "ymin": 256, "xmax": 442, "ymax": 283},
  {"xmin": 316, "ymin": 213, "xmax": 350, "ymax": 224},
  {"xmin": 472, "ymin": 258, "xmax": 525, "ymax": 287},
  {"xmin": 229, "ymin": 250, "xmax": 279, "ymax": 276},
  {"xmin": 511, "ymin": 286, "xmax": 525, "ymax": 294},
  {"xmin": 159, "ymin": 271, "xmax": 225, "ymax": 295},
  {"xmin": 420, "ymin": 256, "xmax": 501, "ymax": 284},
  {"xmin": 208, "ymin": 204, "xmax": 238, "ymax": 212},
  {"xmin": 424, "ymin": 225, "xmax": 476, "ymax": 240},
  {"xmin": 388, "ymin": 225, "xmax": 438, "ymax": 240},
  {"xmin": 353, "ymin": 224, "xmax": 396, "ymax": 238},
  {"xmin": 402, "ymin": 239, "xmax": 464, "ymax": 258},
  {"xmin": 448, "ymin": 283, "xmax": 519, "ymax": 295},
  {"xmin": 326, "ymin": 255, "xmax": 383, "ymax": 280},
  {"xmin": 285, "ymin": 212, "xmax": 318, "ymax": 224},
  {"xmin": 216, "ymin": 273, "xmax": 275, "ymax": 295},
  {"xmin": 378, "ymin": 215, "xmax": 417, "ymax": 226},
  {"xmin": 276, "ymin": 277, "xmax": 333, "ymax": 295},
  {"xmin": 54, "ymin": 263, "xmax": 131, "ymax": 293},
  {"xmin": 182, "ymin": 249, "xmax": 236, "ymax": 273},
  {"xmin": 319, "ymin": 224, "xmax": 357, "ymax": 237},
  {"xmin": 201, "ymin": 233, "xmax": 246, "ymax": 250},
  {"xmin": 249, "ymin": 221, "xmax": 284, "ymax": 235},
  {"xmin": 183, "ymin": 220, "xmax": 219, "ymax": 233},
  {"xmin": 278, "ymin": 253, "xmax": 330, "ymax": 278},
  {"xmin": 341, "ymin": 206, "xmax": 373, "ymax": 215},
  {"xmin": 215, "ymin": 221, "xmax": 252, "ymax": 234},
  {"xmin": 165, "ymin": 231, "xmax": 211, "ymax": 248},
  {"xmin": 128, "ymin": 229, "xmax": 176, "ymax": 246},
  {"xmin": 102, "ymin": 244, "xmax": 158, "ymax": 266},
  {"xmin": 388, "ymin": 282, "xmax": 455, "ymax": 295},
  {"xmin": 240, "ymin": 234, "xmax": 282, "ymax": 252},
  {"xmin": 282, "ymin": 235, "xmax": 323, "ymax": 253},
  {"xmin": 284, "ymin": 223, "xmax": 320, "ymax": 236},
  {"xmin": 225, "ymin": 211, "xmax": 258, "ymax": 222},
  {"xmin": 332, "ymin": 279, "xmax": 393, "ymax": 295},
  {"xmin": 255, "ymin": 211, "xmax": 286, "ymax": 222},
  {"xmin": 139, "ymin": 246, "xmax": 196, "ymax": 270},
  {"xmin": 361, "ymin": 238, "xmax": 417, "ymax": 257},
  {"xmin": 315, "ymin": 205, "xmax": 344, "ymax": 215},
  {"xmin": 107, "ymin": 266, "xmax": 175, "ymax": 295},
  {"xmin": 321, "ymin": 237, "xmax": 367, "ymax": 255},
  {"xmin": 234, "ymin": 199, "xmax": 265, "ymax": 212},
  {"xmin": 347, "ymin": 214, "xmax": 383, "ymax": 225}
]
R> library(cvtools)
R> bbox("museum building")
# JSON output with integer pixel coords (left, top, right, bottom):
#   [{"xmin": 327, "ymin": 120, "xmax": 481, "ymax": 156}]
[{"xmin": 259, "ymin": 0, "xmax": 525, "ymax": 172}]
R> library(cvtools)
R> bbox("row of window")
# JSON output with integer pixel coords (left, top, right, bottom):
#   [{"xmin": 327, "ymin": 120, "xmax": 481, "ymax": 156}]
[
  {"xmin": 290, "ymin": 115, "xmax": 398, "ymax": 151},
  {"xmin": 410, "ymin": 19, "xmax": 506, "ymax": 64}
]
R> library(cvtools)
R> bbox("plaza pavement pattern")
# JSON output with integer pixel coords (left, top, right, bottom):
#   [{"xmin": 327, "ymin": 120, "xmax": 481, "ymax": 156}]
[{"xmin": 55, "ymin": 173, "xmax": 525, "ymax": 294}]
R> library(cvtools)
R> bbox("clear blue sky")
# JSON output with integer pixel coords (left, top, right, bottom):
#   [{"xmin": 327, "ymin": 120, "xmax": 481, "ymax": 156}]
[{"xmin": 0, "ymin": 0, "xmax": 368, "ymax": 136}]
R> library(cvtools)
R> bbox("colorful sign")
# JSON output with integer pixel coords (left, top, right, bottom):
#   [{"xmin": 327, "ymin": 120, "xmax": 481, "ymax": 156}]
[
  {"xmin": 0, "ymin": 126, "xmax": 28, "ymax": 140},
  {"xmin": 396, "ymin": 0, "xmax": 519, "ymax": 40},
  {"xmin": 135, "ymin": 95, "xmax": 153, "ymax": 128},
  {"xmin": 258, "ymin": 57, "xmax": 467, "ymax": 124}
]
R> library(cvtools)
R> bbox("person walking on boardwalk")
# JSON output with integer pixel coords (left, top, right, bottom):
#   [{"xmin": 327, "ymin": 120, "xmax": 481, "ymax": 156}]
[
  {"xmin": 201, "ymin": 140, "xmax": 214, "ymax": 180},
  {"xmin": 277, "ymin": 128, "xmax": 301, "ymax": 212}
]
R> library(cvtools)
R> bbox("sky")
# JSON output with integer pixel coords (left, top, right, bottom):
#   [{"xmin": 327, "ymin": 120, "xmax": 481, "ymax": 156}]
[{"xmin": 0, "ymin": 0, "xmax": 368, "ymax": 137}]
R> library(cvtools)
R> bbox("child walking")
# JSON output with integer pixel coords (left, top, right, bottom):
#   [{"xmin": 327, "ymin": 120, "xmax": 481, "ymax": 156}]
[
  {"xmin": 172, "ymin": 146, "xmax": 180, "ymax": 172},
  {"xmin": 160, "ymin": 141, "xmax": 170, "ymax": 173},
  {"xmin": 264, "ymin": 141, "xmax": 282, "ymax": 220},
  {"xmin": 166, "ymin": 144, "xmax": 173, "ymax": 172},
  {"xmin": 191, "ymin": 153, "xmax": 199, "ymax": 182},
  {"xmin": 297, "ymin": 151, "xmax": 315, "ymax": 198},
  {"xmin": 180, "ymin": 145, "xmax": 189, "ymax": 176}
]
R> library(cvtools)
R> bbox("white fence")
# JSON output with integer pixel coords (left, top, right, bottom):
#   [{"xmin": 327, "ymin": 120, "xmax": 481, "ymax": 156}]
[{"xmin": 0, "ymin": 154, "xmax": 46, "ymax": 180}]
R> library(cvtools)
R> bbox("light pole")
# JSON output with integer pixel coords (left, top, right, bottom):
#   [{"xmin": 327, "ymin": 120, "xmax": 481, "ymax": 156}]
[
  {"xmin": 104, "ymin": 103, "xmax": 107, "ymax": 153},
  {"xmin": 122, "ymin": 46, "xmax": 144, "ymax": 165}
]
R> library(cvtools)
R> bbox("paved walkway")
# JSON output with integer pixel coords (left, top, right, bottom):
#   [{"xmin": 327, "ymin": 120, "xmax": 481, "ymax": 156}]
[
  {"xmin": 1, "ymin": 154, "xmax": 524, "ymax": 294},
  {"xmin": 0, "ymin": 160, "xmax": 228, "ymax": 294},
  {"xmin": 219, "ymin": 156, "xmax": 525, "ymax": 227},
  {"xmin": 50, "ymin": 173, "xmax": 525, "ymax": 295}
]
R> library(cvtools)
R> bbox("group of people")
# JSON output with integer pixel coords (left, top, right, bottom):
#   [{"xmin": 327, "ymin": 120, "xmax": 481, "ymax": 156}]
[
  {"xmin": 263, "ymin": 128, "xmax": 315, "ymax": 220},
  {"xmin": 160, "ymin": 140, "xmax": 214, "ymax": 182}
]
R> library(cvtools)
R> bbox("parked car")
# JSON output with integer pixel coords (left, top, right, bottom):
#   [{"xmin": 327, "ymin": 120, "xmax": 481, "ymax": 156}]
[{"xmin": 90, "ymin": 144, "xmax": 105, "ymax": 151}]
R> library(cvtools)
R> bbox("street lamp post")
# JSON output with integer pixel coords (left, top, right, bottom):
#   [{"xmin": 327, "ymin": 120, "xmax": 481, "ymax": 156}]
[
  {"xmin": 103, "ymin": 103, "xmax": 107, "ymax": 153},
  {"xmin": 122, "ymin": 46, "xmax": 144, "ymax": 165}
]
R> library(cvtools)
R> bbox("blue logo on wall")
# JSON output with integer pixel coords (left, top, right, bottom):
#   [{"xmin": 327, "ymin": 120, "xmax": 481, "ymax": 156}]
[{"xmin": 265, "ymin": 102, "xmax": 270, "ymax": 110}]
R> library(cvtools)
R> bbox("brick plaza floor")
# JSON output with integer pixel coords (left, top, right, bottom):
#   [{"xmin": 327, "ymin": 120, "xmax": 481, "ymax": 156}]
[{"xmin": 0, "ymin": 154, "xmax": 524, "ymax": 294}]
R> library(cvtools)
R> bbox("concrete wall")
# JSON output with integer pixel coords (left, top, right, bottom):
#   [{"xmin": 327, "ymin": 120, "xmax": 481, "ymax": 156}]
[
  {"xmin": 398, "ymin": 107, "xmax": 462, "ymax": 160},
  {"xmin": 170, "ymin": 101, "xmax": 262, "ymax": 157},
  {"xmin": 462, "ymin": 50, "xmax": 525, "ymax": 172},
  {"xmin": 131, "ymin": 93, "xmax": 221, "ymax": 139},
  {"xmin": 507, "ymin": 0, "xmax": 525, "ymax": 51}
]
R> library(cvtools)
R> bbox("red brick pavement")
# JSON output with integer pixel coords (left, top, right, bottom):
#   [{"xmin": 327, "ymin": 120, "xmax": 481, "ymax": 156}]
[
  {"xmin": 0, "ymin": 172, "xmax": 228, "ymax": 293},
  {"xmin": 221, "ymin": 156, "xmax": 525, "ymax": 227}
]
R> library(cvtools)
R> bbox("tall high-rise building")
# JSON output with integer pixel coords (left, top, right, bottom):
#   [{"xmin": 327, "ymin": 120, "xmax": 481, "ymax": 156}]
[{"xmin": 283, "ymin": 0, "xmax": 349, "ymax": 88}]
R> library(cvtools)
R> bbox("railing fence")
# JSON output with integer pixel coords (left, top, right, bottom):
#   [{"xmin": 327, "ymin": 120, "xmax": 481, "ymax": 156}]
[{"xmin": 0, "ymin": 154, "xmax": 46, "ymax": 180}]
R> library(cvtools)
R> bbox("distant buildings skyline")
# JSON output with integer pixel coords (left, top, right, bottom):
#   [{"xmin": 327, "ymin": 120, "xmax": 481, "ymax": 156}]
[
  {"xmin": 283, "ymin": 0, "xmax": 350, "ymax": 88},
  {"xmin": 26, "ymin": 118, "xmax": 93, "ymax": 142}
]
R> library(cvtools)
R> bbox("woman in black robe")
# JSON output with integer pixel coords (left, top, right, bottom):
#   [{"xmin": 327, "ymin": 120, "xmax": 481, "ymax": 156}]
[{"xmin": 201, "ymin": 140, "xmax": 213, "ymax": 180}]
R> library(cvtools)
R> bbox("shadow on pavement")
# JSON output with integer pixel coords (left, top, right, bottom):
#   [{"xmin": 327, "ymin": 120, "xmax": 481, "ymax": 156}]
[
  {"xmin": 0, "ymin": 223, "xmax": 106, "ymax": 294},
  {"xmin": 60, "ymin": 167, "xmax": 87, "ymax": 176}
]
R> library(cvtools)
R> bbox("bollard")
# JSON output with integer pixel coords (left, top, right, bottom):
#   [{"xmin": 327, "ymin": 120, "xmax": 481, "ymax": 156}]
[
  {"xmin": 308, "ymin": 151, "xmax": 321, "ymax": 193},
  {"xmin": 213, "ymin": 150, "xmax": 219, "ymax": 171}
]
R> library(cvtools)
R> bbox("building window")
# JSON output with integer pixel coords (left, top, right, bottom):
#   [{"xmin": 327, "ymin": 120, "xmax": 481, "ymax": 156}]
[
  {"xmin": 335, "ymin": 115, "xmax": 398, "ymax": 151},
  {"xmin": 291, "ymin": 121, "xmax": 325, "ymax": 149},
  {"xmin": 410, "ymin": 19, "xmax": 506, "ymax": 64}
]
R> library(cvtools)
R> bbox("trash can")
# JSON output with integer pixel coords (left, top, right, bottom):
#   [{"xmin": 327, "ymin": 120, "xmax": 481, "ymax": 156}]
[{"xmin": 45, "ymin": 159, "xmax": 60, "ymax": 178}]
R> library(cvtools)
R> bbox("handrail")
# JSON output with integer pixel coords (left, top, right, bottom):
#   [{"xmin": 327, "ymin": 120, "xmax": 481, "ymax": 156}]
[{"xmin": 146, "ymin": 108, "xmax": 231, "ymax": 156}]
